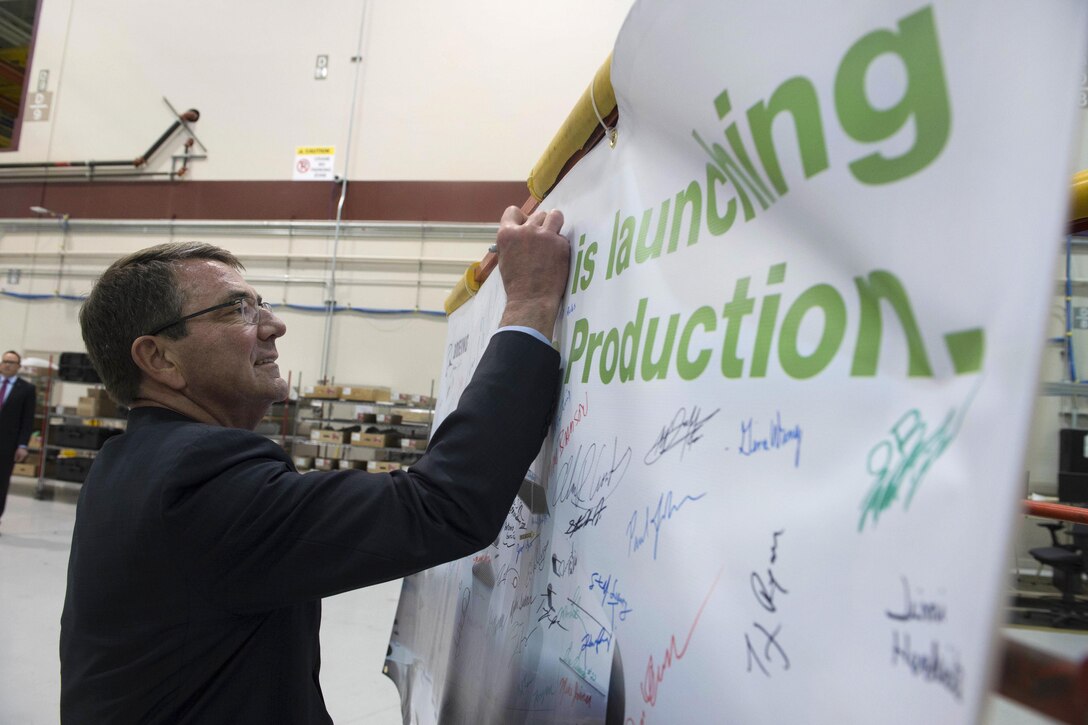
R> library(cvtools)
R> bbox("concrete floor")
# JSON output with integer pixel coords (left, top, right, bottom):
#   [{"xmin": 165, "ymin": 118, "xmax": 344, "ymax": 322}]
[
  {"xmin": 0, "ymin": 480, "xmax": 402, "ymax": 725},
  {"xmin": 1, "ymin": 479, "xmax": 1086, "ymax": 724}
]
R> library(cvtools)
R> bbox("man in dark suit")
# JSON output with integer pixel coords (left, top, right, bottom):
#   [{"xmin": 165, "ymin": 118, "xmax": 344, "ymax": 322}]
[
  {"xmin": 0, "ymin": 350, "xmax": 37, "ymax": 531},
  {"xmin": 60, "ymin": 206, "xmax": 569, "ymax": 723}
]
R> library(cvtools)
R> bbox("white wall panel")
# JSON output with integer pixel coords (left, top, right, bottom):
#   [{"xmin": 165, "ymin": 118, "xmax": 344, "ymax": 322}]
[{"xmin": 10, "ymin": 0, "xmax": 633, "ymax": 181}]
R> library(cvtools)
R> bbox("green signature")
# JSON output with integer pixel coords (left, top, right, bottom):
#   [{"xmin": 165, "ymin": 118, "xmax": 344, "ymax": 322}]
[{"xmin": 858, "ymin": 384, "xmax": 978, "ymax": 532}]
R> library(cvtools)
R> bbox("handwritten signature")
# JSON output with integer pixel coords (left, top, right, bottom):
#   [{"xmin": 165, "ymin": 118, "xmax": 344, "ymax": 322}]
[
  {"xmin": 452, "ymin": 586, "xmax": 470, "ymax": 652},
  {"xmin": 566, "ymin": 497, "xmax": 608, "ymax": 535},
  {"xmin": 562, "ymin": 593, "xmax": 614, "ymax": 661},
  {"xmin": 580, "ymin": 627, "xmax": 612, "ymax": 655},
  {"xmin": 556, "ymin": 391, "xmax": 590, "ymax": 457},
  {"xmin": 554, "ymin": 438, "xmax": 631, "ymax": 538},
  {"xmin": 590, "ymin": 571, "xmax": 634, "ymax": 630},
  {"xmin": 858, "ymin": 384, "xmax": 977, "ymax": 531},
  {"xmin": 886, "ymin": 576, "xmax": 947, "ymax": 623},
  {"xmin": 554, "ymin": 438, "xmax": 631, "ymax": 509},
  {"xmin": 552, "ymin": 543, "xmax": 579, "ymax": 578},
  {"xmin": 514, "ymin": 534, "xmax": 538, "ymax": 564},
  {"xmin": 533, "ymin": 537, "xmax": 550, "ymax": 572},
  {"xmin": 496, "ymin": 561, "xmax": 519, "ymax": 590},
  {"xmin": 512, "ymin": 623, "xmax": 541, "ymax": 661},
  {"xmin": 746, "ymin": 529, "xmax": 790, "ymax": 677},
  {"xmin": 641, "ymin": 567, "xmax": 723, "ymax": 705},
  {"xmin": 537, "ymin": 583, "xmax": 569, "ymax": 631},
  {"xmin": 626, "ymin": 490, "xmax": 707, "ymax": 560},
  {"xmin": 891, "ymin": 630, "xmax": 963, "ymax": 700},
  {"xmin": 738, "ymin": 411, "xmax": 802, "ymax": 468},
  {"xmin": 644, "ymin": 405, "xmax": 720, "ymax": 464},
  {"xmin": 559, "ymin": 676, "xmax": 594, "ymax": 708}
]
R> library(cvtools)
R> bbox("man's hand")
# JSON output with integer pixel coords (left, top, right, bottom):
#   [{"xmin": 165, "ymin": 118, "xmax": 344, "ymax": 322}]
[
  {"xmin": 14, "ymin": 447, "xmax": 28, "ymax": 463},
  {"xmin": 494, "ymin": 205, "xmax": 570, "ymax": 338}
]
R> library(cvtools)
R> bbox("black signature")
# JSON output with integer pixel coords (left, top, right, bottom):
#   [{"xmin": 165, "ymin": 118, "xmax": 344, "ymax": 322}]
[
  {"xmin": 645, "ymin": 405, "xmax": 720, "ymax": 464},
  {"xmin": 745, "ymin": 622, "xmax": 790, "ymax": 676},
  {"xmin": 566, "ymin": 497, "xmax": 607, "ymax": 535},
  {"xmin": 555, "ymin": 438, "xmax": 630, "ymax": 507}
]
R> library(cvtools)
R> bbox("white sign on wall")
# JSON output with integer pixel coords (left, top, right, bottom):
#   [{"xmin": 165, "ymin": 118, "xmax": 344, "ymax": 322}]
[
  {"xmin": 385, "ymin": 1, "xmax": 1088, "ymax": 723},
  {"xmin": 27, "ymin": 91, "xmax": 52, "ymax": 122},
  {"xmin": 293, "ymin": 146, "xmax": 335, "ymax": 181}
]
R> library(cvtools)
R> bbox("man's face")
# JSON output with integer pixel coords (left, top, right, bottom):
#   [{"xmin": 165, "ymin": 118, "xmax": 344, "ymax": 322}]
[
  {"xmin": 166, "ymin": 259, "xmax": 288, "ymax": 429},
  {"xmin": 0, "ymin": 354, "xmax": 19, "ymax": 377}
]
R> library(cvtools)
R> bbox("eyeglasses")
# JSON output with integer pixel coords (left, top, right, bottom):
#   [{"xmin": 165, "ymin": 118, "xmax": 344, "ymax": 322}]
[{"xmin": 144, "ymin": 297, "xmax": 274, "ymax": 337}]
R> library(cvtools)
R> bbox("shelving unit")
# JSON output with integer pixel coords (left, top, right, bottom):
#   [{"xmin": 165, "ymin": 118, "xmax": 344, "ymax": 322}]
[
  {"xmin": 42, "ymin": 413, "xmax": 125, "ymax": 485},
  {"xmin": 256, "ymin": 398, "xmax": 299, "ymax": 449},
  {"xmin": 20, "ymin": 352, "xmax": 128, "ymax": 498},
  {"xmin": 17, "ymin": 361, "xmax": 54, "ymax": 481},
  {"xmin": 292, "ymin": 390, "xmax": 435, "ymax": 473}
]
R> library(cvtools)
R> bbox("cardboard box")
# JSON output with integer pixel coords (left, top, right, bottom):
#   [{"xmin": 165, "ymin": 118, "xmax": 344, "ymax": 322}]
[
  {"xmin": 400, "ymin": 410, "xmax": 433, "ymax": 424},
  {"xmin": 292, "ymin": 442, "xmax": 320, "ymax": 458},
  {"xmin": 292, "ymin": 456, "xmax": 314, "ymax": 470},
  {"xmin": 310, "ymin": 429, "xmax": 349, "ymax": 445},
  {"xmin": 374, "ymin": 413, "xmax": 402, "ymax": 425},
  {"xmin": 314, "ymin": 458, "xmax": 336, "ymax": 471},
  {"xmin": 13, "ymin": 462, "xmax": 37, "ymax": 477},
  {"xmin": 400, "ymin": 438, "xmax": 428, "ymax": 451},
  {"xmin": 77, "ymin": 396, "xmax": 120, "ymax": 418},
  {"xmin": 342, "ymin": 445, "xmax": 386, "ymax": 462},
  {"xmin": 296, "ymin": 406, "xmax": 321, "ymax": 420},
  {"xmin": 367, "ymin": 461, "xmax": 402, "ymax": 473},
  {"xmin": 340, "ymin": 385, "xmax": 392, "ymax": 402},
  {"xmin": 338, "ymin": 460, "xmax": 366, "ymax": 470},
  {"xmin": 301, "ymin": 385, "xmax": 342, "ymax": 400},
  {"xmin": 85, "ymin": 387, "xmax": 112, "ymax": 400},
  {"xmin": 350, "ymin": 432, "xmax": 397, "ymax": 448},
  {"xmin": 394, "ymin": 393, "xmax": 436, "ymax": 407}
]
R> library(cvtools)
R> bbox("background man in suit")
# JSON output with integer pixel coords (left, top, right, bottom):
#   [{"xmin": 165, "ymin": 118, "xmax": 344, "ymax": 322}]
[
  {"xmin": 60, "ymin": 206, "xmax": 570, "ymax": 723},
  {"xmin": 0, "ymin": 350, "xmax": 37, "ymax": 532}
]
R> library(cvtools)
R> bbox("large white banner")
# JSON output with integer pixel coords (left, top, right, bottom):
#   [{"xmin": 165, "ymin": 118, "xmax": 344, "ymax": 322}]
[{"xmin": 385, "ymin": 1, "xmax": 1088, "ymax": 723}]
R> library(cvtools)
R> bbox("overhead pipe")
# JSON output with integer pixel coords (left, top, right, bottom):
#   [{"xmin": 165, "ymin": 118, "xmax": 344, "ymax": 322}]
[
  {"xmin": 0, "ymin": 109, "xmax": 200, "ymax": 176},
  {"xmin": 0, "ymin": 217, "xmax": 498, "ymax": 242},
  {"xmin": 135, "ymin": 109, "xmax": 200, "ymax": 167},
  {"xmin": 0, "ymin": 267, "xmax": 460, "ymax": 290},
  {"xmin": 0, "ymin": 171, "xmax": 186, "ymax": 182},
  {"xmin": 0, "ymin": 249, "xmax": 478, "ymax": 268}
]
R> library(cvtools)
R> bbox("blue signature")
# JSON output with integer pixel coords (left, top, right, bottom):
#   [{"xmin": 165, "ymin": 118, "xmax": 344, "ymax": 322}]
[
  {"xmin": 590, "ymin": 571, "xmax": 633, "ymax": 630},
  {"xmin": 738, "ymin": 411, "xmax": 802, "ymax": 467},
  {"xmin": 515, "ymin": 535, "xmax": 538, "ymax": 564},
  {"xmin": 626, "ymin": 490, "xmax": 707, "ymax": 560},
  {"xmin": 581, "ymin": 627, "xmax": 612, "ymax": 654}
]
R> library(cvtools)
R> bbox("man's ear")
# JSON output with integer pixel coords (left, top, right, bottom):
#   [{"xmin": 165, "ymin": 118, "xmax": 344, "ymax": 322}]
[{"xmin": 130, "ymin": 336, "xmax": 186, "ymax": 392}]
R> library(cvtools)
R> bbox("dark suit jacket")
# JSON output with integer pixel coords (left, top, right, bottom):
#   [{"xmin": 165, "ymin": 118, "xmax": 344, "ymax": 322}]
[
  {"xmin": 0, "ymin": 376, "xmax": 36, "ymax": 468},
  {"xmin": 59, "ymin": 331, "xmax": 559, "ymax": 724}
]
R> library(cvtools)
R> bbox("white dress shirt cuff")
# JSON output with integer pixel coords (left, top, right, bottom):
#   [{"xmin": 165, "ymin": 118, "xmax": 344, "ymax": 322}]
[{"xmin": 494, "ymin": 326, "xmax": 552, "ymax": 347}]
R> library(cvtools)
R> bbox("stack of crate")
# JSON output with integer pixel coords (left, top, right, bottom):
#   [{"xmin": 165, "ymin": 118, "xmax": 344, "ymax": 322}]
[{"xmin": 58, "ymin": 352, "xmax": 101, "ymax": 383}]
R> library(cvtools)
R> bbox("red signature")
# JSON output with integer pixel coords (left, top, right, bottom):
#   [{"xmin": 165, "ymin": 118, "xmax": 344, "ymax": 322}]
[{"xmin": 640, "ymin": 567, "xmax": 723, "ymax": 706}]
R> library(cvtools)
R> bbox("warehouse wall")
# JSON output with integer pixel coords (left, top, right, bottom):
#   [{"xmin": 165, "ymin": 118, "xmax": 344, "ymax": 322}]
[
  {"xmin": 10, "ymin": 0, "xmax": 633, "ymax": 180},
  {"xmin": 0, "ymin": 0, "xmax": 636, "ymax": 396}
]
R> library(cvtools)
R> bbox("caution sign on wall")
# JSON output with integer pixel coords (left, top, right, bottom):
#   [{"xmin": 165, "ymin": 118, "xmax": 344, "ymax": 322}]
[{"xmin": 293, "ymin": 146, "xmax": 335, "ymax": 181}]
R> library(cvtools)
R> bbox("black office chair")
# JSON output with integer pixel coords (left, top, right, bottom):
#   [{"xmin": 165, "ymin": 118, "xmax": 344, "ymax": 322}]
[{"xmin": 1028, "ymin": 523, "xmax": 1088, "ymax": 626}]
